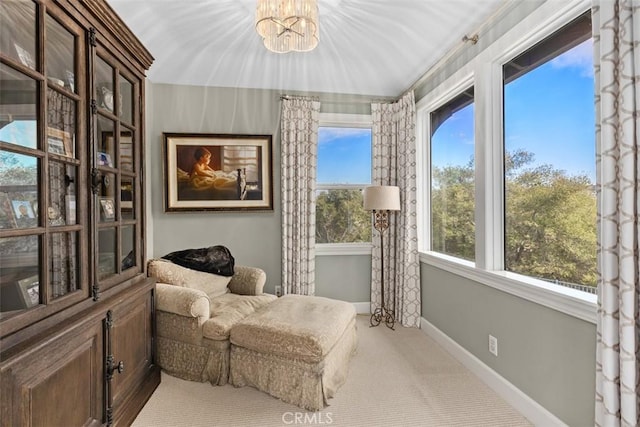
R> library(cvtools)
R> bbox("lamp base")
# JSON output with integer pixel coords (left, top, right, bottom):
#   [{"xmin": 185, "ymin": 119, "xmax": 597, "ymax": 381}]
[{"xmin": 370, "ymin": 305, "xmax": 395, "ymax": 330}]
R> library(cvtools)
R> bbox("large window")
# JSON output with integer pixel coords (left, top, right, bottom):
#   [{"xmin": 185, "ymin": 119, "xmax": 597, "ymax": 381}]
[
  {"xmin": 503, "ymin": 12, "xmax": 595, "ymax": 292},
  {"xmin": 418, "ymin": 5, "xmax": 597, "ymax": 317},
  {"xmin": 316, "ymin": 120, "xmax": 372, "ymax": 245},
  {"xmin": 430, "ymin": 88, "xmax": 475, "ymax": 261}
]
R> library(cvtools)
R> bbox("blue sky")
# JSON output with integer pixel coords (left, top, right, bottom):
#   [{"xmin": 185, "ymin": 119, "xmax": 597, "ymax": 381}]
[
  {"xmin": 317, "ymin": 127, "xmax": 372, "ymax": 184},
  {"xmin": 432, "ymin": 39, "xmax": 595, "ymax": 183}
]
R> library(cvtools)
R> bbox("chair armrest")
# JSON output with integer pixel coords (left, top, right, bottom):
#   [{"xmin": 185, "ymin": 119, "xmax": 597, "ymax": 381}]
[
  {"xmin": 228, "ymin": 265, "xmax": 266, "ymax": 295},
  {"xmin": 155, "ymin": 283, "xmax": 210, "ymax": 319}
]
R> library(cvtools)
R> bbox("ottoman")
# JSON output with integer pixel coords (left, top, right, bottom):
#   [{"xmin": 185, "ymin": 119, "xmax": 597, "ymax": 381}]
[{"xmin": 229, "ymin": 294, "xmax": 358, "ymax": 411}]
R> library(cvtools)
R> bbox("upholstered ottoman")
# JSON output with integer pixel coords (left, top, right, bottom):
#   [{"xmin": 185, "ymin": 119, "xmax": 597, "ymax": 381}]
[{"xmin": 229, "ymin": 294, "xmax": 357, "ymax": 410}]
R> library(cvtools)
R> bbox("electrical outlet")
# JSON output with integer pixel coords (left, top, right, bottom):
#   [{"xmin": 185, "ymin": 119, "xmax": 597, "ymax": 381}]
[
  {"xmin": 489, "ymin": 334, "xmax": 498, "ymax": 357},
  {"xmin": 275, "ymin": 285, "xmax": 282, "ymax": 297}
]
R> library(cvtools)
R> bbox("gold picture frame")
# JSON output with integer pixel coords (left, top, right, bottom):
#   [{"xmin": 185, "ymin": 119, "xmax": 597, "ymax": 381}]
[
  {"xmin": 17, "ymin": 275, "xmax": 40, "ymax": 308},
  {"xmin": 163, "ymin": 133, "xmax": 273, "ymax": 212},
  {"xmin": 47, "ymin": 127, "xmax": 73, "ymax": 157}
]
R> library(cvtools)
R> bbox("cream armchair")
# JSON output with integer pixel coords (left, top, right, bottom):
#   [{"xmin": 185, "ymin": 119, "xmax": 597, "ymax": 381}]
[{"xmin": 148, "ymin": 259, "xmax": 276, "ymax": 385}]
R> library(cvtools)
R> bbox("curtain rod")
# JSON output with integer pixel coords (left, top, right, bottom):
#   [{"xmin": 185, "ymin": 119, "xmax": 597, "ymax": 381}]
[
  {"xmin": 406, "ymin": 1, "xmax": 513, "ymax": 93},
  {"xmin": 280, "ymin": 95, "xmax": 395, "ymax": 104}
]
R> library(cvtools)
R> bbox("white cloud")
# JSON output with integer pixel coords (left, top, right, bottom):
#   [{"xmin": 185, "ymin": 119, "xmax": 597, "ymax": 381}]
[
  {"xmin": 550, "ymin": 39, "xmax": 594, "ymax": 77},
  {"xmin": 318, "ymin": 127, "xmax": 371, "ymax": 145}
]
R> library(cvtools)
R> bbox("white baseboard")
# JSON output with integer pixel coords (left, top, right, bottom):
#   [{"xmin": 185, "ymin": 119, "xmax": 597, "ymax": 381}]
[
  {"xmin": 420, "ymin": 317, "xmax": 567, "ymax": 427},
  {"xmin": 353, "ymin": 302, "xmax": 370, "ymax": 314}
]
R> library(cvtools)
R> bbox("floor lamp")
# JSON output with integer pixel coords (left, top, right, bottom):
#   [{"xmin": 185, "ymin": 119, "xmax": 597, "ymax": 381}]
[{"xmin": 363, "ymin": 185, "xmax": 400, "ymax": 330}]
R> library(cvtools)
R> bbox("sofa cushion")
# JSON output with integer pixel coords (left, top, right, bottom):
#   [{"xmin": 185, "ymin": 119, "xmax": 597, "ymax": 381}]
[
  {"xmin": 230, "ymin": 294, "xmax": 356, "ymax": 363},
  {"xmin": 148, "ymin": 259, "xmax": 231, "ymax": 299},
  {"xmin": 202, "ymin": 293, "xmax": 277, "ymax": 340}
]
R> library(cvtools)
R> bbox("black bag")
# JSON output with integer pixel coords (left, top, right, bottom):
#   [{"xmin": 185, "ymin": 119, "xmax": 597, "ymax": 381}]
[{"xmin": 162, "ymin": 245, "xmax": 235, "ymax": 277}]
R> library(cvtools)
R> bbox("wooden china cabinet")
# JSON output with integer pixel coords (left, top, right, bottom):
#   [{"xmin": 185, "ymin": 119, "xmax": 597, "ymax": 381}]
[{"xmin": 0, "ymin": 1, "xmax": 158, "ymax": 426}]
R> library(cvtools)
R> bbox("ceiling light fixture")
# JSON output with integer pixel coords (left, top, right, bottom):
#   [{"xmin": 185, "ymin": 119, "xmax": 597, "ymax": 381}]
[{"xmin": 255, "ymin": 0, "xmax": 319, "ymax": 53}]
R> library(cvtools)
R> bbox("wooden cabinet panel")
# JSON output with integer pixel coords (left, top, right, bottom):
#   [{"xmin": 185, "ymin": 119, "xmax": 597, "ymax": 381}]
[
  {"xmin": 0, "ymin": 320, "xmax": 103, "ymax": 427},
  {"xmin": 109, "ymin": 286, "xmax": 158, "ymax": 426}
]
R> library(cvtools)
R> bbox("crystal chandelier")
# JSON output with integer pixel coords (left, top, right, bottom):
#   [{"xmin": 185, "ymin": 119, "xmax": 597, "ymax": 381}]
[{"xmin": 255, "ymin": 0, "xmax": 319, "ymax": 53}]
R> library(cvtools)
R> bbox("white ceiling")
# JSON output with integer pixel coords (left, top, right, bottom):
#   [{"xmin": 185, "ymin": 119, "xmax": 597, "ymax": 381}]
[{"xmin": 107, "ymin": 0, "xmax": 506, "ymax": 98}]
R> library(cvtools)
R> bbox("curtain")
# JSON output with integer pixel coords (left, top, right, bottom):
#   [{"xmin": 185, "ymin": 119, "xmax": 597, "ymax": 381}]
[
  {"xmin": 280, "ymin": 96, "xmax": 320, "ymax": 295},
  {"xmin": 371, "ymin": 91, "xmax": 421, "ymax": 327},
  {"xmin": 593, "ymin": 1, "xmax": 640, "ymax": 426},
  {"xmin": 47, "ymin": 89, "xmax": 77, "ymax": 298}
]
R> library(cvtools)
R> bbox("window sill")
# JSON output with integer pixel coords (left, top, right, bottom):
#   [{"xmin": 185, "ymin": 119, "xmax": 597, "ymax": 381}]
[
  {"xmin": 419, "ymin": 251, "xmax": 597, "ymax": 324},
  {"xmin": 316, "ymin": 243, "xmax": 372, "ymax": 256}
]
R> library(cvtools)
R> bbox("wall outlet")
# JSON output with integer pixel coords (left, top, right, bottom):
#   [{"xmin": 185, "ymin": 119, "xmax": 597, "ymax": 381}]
[
  {"xmin": 275, "ymin": 285, "xmax": 282, "ymax": 297},
  {"xmin": 489, "ymin": 334, "xmax": 498, "ymax": 357}
]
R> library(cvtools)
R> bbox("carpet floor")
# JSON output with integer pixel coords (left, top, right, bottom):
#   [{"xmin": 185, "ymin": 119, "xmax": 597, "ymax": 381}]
[{"xmin": 132, "ymin": 315, "xmax": 532, "ymax": 427}]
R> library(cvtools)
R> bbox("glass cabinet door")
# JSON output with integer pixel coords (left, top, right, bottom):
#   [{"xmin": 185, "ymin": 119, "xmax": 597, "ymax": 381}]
[
  {"xmin": 0, "ymin": 1, "xmax": 86, "ymax": 326},
  {"xmin": 93, "ymin": 46, "xmax": 142, "ymax": 290}
]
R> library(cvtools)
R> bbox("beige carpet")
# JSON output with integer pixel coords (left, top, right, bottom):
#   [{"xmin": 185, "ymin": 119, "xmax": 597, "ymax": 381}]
[{"xmin": 133, "ymin": 315, "xmax": 532, "ymax": 427}]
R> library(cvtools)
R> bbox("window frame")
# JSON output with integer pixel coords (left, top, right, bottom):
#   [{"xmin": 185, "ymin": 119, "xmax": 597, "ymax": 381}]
[
  {"xmin": 416, "ymin": 0, "xmax": 597, "ymax": 323},
  {"xmin": 425, "ymin": 80, "xmax": 476, "ymax": 262},
  {"xmin": 316, "ymin": 113, "xmax": 373, "ymax": 256}
]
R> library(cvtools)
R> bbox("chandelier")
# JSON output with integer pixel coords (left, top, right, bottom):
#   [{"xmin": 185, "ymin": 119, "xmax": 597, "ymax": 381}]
[{"xmin": 255, "ymin": 0, "xmax": 319, "ymax": 53}]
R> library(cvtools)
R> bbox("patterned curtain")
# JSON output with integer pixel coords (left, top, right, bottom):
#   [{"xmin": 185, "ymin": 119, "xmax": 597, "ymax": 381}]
[
  {"xmin": 371, "ymin": 91, "xmax": 421, "ymax": 327},
  {"xmin": 47, "ymin": 89, "xmax": 77, "ymax": 298},
  {"xmin": 280, "ymin": 96, "xmax": 320, "ymax": 295},
  {"xmin": 593, "ymin": 1, "xmax": 640, "ymax": 426}
]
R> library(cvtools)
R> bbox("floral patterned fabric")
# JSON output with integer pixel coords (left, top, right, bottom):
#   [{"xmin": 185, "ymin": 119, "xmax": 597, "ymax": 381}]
[
  {"xmin": 151, "ymin": 260, "xmax": 274, "ymax": 385},
  {"xmin": 229, "ymin": 295, "xmax": 357, "ymax": 411},
  {"xmin": 149, "ymin": 258, "xmax": 231, "ymax": 299},
  {"xmin": 231, "ymin": 295, "xmax": 356, "ymax": 363}
]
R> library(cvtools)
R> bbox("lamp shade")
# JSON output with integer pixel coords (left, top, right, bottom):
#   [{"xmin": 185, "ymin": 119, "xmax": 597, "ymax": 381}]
[{"xmin": 363, "ymin": 185, "xmax": 401, "ymax": 211}]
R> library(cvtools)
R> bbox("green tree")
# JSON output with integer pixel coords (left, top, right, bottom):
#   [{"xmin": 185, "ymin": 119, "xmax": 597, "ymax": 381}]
[
  {"xmin": 430, "ymin": 149, "xmax": 597, "ymax": 288},
  {"xmin": 431, "ymin": 158, "xmax": 475, "ymax": 261},
  {"xmin": 315, "ymin": 189, "xmax": 371, "ymax": 244},
  {"xmin": 505, "ymin": 152, "xmax": 596, "ymax": 286},
  {"xmin": 0, "ymin": 151, "xmax": 37, "ymax": 186}
]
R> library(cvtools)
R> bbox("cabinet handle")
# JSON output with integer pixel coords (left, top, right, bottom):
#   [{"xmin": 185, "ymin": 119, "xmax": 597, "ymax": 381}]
[{"xmin": 106, "ymin": 356, "xmax": 125, "ymax": 380}]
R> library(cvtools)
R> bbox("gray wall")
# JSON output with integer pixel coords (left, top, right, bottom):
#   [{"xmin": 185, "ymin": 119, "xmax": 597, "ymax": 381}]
[
  {"xmin": 147, "ymin": 84, "xmax": 283, "ymax": 292},
  {"xmin": 421, "ymin": 264, "xmax": 596, "ymax": 426},
  {"xmin": 315, "ymin": 255, "xmax": 371, "ymax": 302},
  {"xmin": 146, "ymin": 83, "xmax": 374, "ymax": 297}
]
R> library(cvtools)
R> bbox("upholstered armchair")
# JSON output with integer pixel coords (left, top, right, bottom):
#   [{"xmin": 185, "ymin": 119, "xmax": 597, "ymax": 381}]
[{"xmin": 148, "ymin": 259, "xmax": 276, "ymax": 385}]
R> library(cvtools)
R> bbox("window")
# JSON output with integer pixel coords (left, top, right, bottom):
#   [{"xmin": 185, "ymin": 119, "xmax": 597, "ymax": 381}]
[
  {"xmin": 430, "ymin": 87, "xmax": 475, "ymax": 261},
  {"xmin": 417, "ymin": 5, "xmax": 597, "ymax": 320},
  {"xmin": 316, "ymin": 116, "xmax": 372, "ymax": 246},
  {"xmin": 503, "ymin": 12, "xmax": 595, "ymax": 292}
]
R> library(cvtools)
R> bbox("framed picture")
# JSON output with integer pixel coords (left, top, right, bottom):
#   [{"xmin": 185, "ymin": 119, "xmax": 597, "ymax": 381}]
[
  {"xmin": 99, "ymin": 197, "xmax": 115, "ymax": 221},
  {"xmin": 121, "ymin": 181, "xmax": 133, "ymax": 210},
  {"xmin": 97, "ymin": 152, "xmax": 113, "ymax": 167},
  {"xmin": 163, "ymin": 133, "xmax": 273, "ymax": 212},
  {"xmin": 12, "ymin": 199, "xmax": 35, "ymax": 219},
  {"xmin": 17, "ymin": 275, "xmax": 40, "ymax": 308},
  {"xmin": 47, "ymin": 127, "xmax": 73, "ymax": 157}
]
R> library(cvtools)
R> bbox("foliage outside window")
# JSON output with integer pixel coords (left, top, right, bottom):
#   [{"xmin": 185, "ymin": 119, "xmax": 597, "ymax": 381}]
[
  {"xmin": 430, "ymin": 88, "xmax": 475, "ymax": 261},
  {"xmin": 503, "ymin": 12, "xmax": 596, "ymax": 291},
  {"xmin": 316, "ymin": 126, "xmax": 372, "ymax": 244}
]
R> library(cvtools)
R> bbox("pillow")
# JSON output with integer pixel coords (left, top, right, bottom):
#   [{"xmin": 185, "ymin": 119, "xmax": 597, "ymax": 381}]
[
  {"xmin": 162, "ymin": 245, "xmax": 235, "ymax": 277},
  {"xmin": 148, "ymin": 259, "xmax": 231, "ymax": 299}
]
